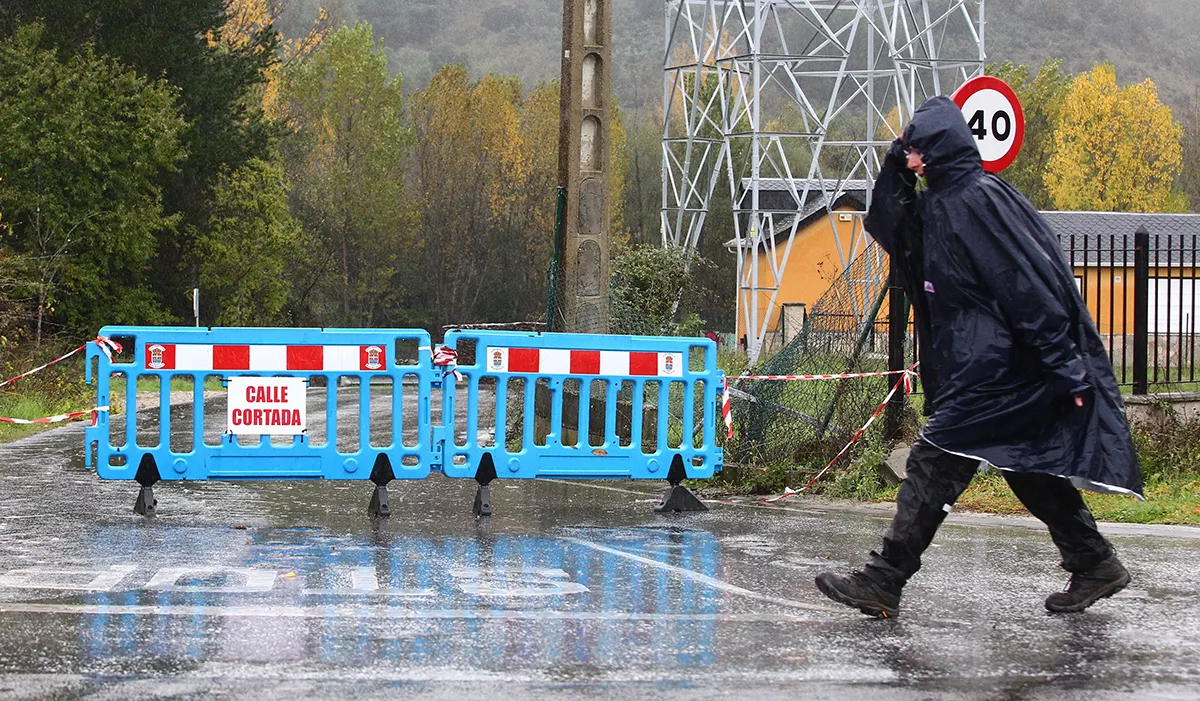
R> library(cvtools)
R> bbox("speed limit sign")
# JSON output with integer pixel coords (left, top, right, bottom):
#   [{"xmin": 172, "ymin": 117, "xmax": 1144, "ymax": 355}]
[{"xmin": 951, "ymin": 75, "xmax": 1025, "ymax": 173}]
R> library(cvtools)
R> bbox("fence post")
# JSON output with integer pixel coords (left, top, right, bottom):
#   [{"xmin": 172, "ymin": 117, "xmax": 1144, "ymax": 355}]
[
  {"xmin": 1133, "ymin": 226, "xmax": 1150, "ymax": 395},
  {"xmin": 885, "ymin": 266, "xmax": 907, "ymax": 438}
]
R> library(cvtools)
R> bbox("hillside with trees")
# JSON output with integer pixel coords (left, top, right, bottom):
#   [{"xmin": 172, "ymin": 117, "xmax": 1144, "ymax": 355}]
[{"xmin": 274, "ymin": 0, "xmax": 1200, "ymax": 114}]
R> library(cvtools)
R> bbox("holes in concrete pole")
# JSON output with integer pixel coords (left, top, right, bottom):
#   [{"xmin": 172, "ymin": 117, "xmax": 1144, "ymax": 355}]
[
  {"xmin": 581, "ymin": 116, "xmax": 600, "ymax": 170},
  {"xmin": 582, "ymin": 54, "xmax": 601, "ymax": 107},
  {"xmin": 583, "ymin": 0, "xmax": 599, "ymax": 44}
]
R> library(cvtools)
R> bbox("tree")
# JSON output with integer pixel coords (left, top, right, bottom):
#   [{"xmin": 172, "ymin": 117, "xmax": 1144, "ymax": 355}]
[
  {"xmin": 608, "ymin": 103, "xmax": 631, "ymax": 250},
  {"xmin": 0, "ymin": 23, "xmax": 185, "ymax": 337},
  {"xmin": 987, "ymin": 60, "xmax": 1072, "ymax": 209},
  {"xmin": 5, "ymin": 0, "xmax": 284, "ymax": 319},
  {"xmin": 281, "ymin": 22, "xmax": 418, "ymax": 327},
  {"xmin": 622, "ymin": 114, "xmax": 664, "ymax": 246},
  {"xmin": 196, "ymin": 159, "xmax": 304, "ymax": 325},
  {"xmin": 609, "ymin": 245, "xmax": 714, "ymax": 336},
  {"xmin": 214, "ymin": 0, "xmax": 330, "ymax": 119},
  {"xmin": 1045, "ymin": 63, "xmax": 1187, "ymax": 212},
  {"xmin": 412, "ymin": 67, "xmax": 528, "ymax": 328},
  {"xmin": 1177, "ymin": 97, "xmax": 1200, "ymax": 213}
]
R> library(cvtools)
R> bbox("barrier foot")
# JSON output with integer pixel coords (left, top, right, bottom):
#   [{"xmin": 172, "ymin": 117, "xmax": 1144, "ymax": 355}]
[
  {"xmin": 473, "ymin": 485, "xmax": 493, "ymax": 517},
  {"xmin": 134, "ymin": 485, "xmax": 157, "ymax": 516},
  {"xmin": 368, "ymin": 485, "xmax": 390, "ymax": 518},
  {"xmin": 473, "ymin": 453, "xmax": 498, "ymax": 517},
  {"xmin": 133, "ymin": 454, "xmax": 160, "ymax": 517},
  {"xmin": 368, "ymin": 455, "xmax": 395, "ymax": 518},
  {"xmin": 655, "ymin": 485, "xmax": 707, "ymax": 513},
  {"xmin": 655, "ymin": 455, "xmax": 708, "ymax": 513}
]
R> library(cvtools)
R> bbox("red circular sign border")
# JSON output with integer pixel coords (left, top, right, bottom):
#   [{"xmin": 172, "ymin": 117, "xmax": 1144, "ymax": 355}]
[{"xmin": 951, "ymin": 75, "xmax": 1025, "ymax": 173}]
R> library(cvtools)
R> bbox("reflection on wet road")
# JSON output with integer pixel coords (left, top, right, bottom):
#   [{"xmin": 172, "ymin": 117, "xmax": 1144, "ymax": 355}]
[{"xmin": 1, "ymin": 418, "xmax": 1199, "ymax": 700}]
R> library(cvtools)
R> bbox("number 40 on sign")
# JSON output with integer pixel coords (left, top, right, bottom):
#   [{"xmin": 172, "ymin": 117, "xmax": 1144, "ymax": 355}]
[{"xmin": 951, "ymin": 75, "xmax": 1025, "ymax": 173}]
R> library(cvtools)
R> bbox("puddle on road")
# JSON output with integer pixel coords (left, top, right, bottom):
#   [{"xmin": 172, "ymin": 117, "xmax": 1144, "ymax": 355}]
[{"xmin": 0, "ymin": 526, "xmax": 734, "ymax": 672}]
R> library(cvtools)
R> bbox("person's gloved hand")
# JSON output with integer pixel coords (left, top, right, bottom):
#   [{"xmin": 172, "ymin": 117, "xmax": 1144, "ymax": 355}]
[
  {"xmin": 886, "ymin": 137, "xmax": 907, "ymax": 167},
  {"xmin": 885, "ymin": 137, "xmax": 917, "ymax": 188}
]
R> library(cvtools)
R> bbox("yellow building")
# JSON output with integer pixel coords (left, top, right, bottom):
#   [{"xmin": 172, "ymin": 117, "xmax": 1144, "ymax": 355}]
[
  {"xmin": 726, "ymin": 183, "xmax": 869, "ymax": 350},
  {"xmin": 1042, "ymin": 211, "xmax": 1200, "ymax": 337},
  {"xmin": 732, "ymin": 202, "xmax": 1200, "ymax": 358}
]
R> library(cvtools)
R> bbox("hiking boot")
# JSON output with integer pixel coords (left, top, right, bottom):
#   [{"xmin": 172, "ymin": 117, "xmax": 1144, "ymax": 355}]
[
  {"xmin": 815, "ymin": 570, "xmax": 901, "ymax": 619},
  {"xmin": 1045, "ymin": 555, "xmax": 1130, "ymax": 613}
]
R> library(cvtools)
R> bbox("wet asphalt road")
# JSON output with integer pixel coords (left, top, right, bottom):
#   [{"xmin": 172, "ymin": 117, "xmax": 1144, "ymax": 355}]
[{"xmin": 1, "ymin": 403, "xmax": 1199, "ymax": 700}]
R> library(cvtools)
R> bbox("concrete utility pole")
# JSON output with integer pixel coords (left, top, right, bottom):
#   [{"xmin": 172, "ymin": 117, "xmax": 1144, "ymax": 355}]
[{"xmin": 558, "ymin": 0, "xmax": 611, "ymax": 333}]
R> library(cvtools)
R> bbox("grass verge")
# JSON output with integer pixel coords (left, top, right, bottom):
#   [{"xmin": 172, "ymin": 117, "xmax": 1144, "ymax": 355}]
[
  {"xmin": 955, "ymin": 471, "xmax": 1200, "ymax": 525},
  {"xmin": 716, "ymin": 399, "xmax": 1200, "ymax": 526},
  {"xmin": 0, "ymin": 358, "xmax": 94, "ymax": 444}
]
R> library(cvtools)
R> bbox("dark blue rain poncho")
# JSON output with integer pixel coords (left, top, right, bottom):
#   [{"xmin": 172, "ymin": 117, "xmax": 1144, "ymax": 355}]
[{"xmin": 865, "ymin": 96, "xmax": 1143, "ymax": 497}]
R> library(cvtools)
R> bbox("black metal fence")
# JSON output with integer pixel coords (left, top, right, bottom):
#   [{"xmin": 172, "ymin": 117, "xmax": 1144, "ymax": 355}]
[
  {"xmin": 1064, "ymin": 226, "xmax": 1200, "ymax": 392},
  {"xmin": 882, "ymin": 225, "xmax": 1200, "ymax": 427}
]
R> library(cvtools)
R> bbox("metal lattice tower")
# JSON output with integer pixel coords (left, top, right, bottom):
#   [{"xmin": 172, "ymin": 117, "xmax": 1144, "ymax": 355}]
[{"xmin": 662, "ymin": 0, "xmax": 985, "ymax": 363}]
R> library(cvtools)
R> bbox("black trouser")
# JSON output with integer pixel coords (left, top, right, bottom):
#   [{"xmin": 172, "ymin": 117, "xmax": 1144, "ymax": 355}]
[{"xmin": 863, "ymin": 439, "xmax": 1114, "ymax": 594}]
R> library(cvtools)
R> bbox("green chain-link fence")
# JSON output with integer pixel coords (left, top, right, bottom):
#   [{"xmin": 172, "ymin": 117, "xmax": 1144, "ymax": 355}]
[{"xmin": 728, "ymin": 243, "xmax": 915, "ymax": 468}]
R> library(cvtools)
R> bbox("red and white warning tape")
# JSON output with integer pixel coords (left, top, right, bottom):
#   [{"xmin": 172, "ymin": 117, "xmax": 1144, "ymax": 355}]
[
  {"xmin": 0, "ymin": 336, "xmax": 122, "ymax": 428},
  {"xmin": 728, "ymin": 368, "xmax": 912, "ymax": 382},
  {"xmin": 0, "ymin": 406, "xmax": 108, "ymax": 426},
  {"xmin": 757, "ymin": 365, "xmax": 919, "ymax": 503},
  {"xmin": 721, "ymin": 366, "xmax": 916, "ymax": 439},
  {"xmin": 0, "ymin": 336, "xmax": 122, "ymax": 389},
  {"xmin": 430, "ymin": 345, "xmax": 464, "ymax": 381}
]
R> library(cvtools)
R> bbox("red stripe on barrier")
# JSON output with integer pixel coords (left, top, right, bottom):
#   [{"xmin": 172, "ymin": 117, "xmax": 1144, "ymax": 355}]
[
  {"xmin": 213, "ymin": 345, "xmax": 250, "ymax": 370},
  {"xmin": 287, "ymin": 346, "xmax": 323, "ymax": 371},
  {"xmin": 360, "ymin": 345, "xmax": 386, "ymax": 371},
  {"xmin": 629, "ymin": 352, "xmax": 658, "ymax": 376},
  {"xmin": 509, "ymin": 348, "xmax": 540, "ymax": 373},
  {"xmin": 570, "ymin": 350, "xmax": 600, "ymax": 375},
  {"xmin": 145, "ymin": 343, "xmax": 176, "ymax": 371}
]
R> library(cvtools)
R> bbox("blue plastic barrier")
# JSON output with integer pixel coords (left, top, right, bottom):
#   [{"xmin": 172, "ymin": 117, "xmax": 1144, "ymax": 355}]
[
  {"xmin": 85, "ymin": 327, "xmax": 437, "ymax": 488},
  {"xmin": 439, "ymin": 330, "xmax": 723, "ymax": 483},
  {"xmin": 85, "ymin": 326, "xmax": 724, "ymax": 516}
]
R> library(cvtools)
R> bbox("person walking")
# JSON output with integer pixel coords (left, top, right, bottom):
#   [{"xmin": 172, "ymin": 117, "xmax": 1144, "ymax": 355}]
[{"xmin": 815, "ymin": 96, "xmax": 1143, "ymax": 618}]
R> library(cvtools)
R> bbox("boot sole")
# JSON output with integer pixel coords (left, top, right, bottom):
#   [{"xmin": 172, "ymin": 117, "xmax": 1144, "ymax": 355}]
[
  {"xmin": 1045, "ymin": 571, "xmax": 1131, "ymax": 613},
  {"xmin": 815, "ymin": 575, "xmax": 899, "ymax": 619}
]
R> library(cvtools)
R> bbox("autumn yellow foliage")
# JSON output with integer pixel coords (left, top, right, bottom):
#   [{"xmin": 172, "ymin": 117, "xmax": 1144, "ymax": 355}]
[
  {"xmin": 213, "ymin": 0, "xmax": 330, "ymax": 118},
  {"xmin": 1045, "ymin": 63, "xmax": 1185, "ymax": 212}
]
